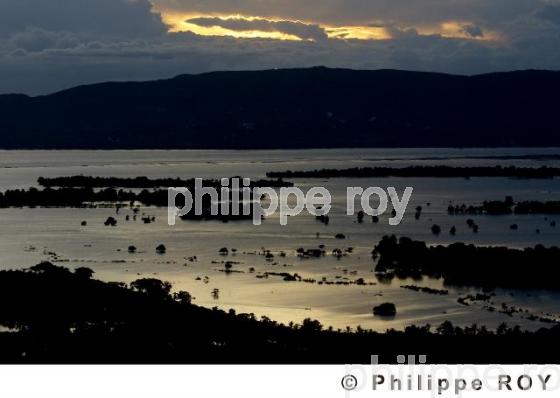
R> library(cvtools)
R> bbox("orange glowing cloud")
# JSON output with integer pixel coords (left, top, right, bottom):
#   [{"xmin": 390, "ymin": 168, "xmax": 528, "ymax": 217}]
[{"xmin": 161, "ymin": 11, "xmax": 496, "ymax": 43}]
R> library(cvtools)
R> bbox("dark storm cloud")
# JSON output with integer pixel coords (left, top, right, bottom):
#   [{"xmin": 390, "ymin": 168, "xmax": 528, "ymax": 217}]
[
  {"xmin": 0, "ymin": 0, "xmax": 560, "ymax": 94},
  {"xmin": 8, "ymin": 27, "xmax": 82, "ymax": 52},
  {"xmin": 536, "ymin": 4, "xmax": 560, "ymax": 25},
  {"xmin": 186, "ymin": 16, "xmax": 328, "ymax": 41},
  {"xmin": 461, "ymin": 24, "xmax": 484, "ymax": 38},
  {"xmin": 0, "ymin": 0, "xmax": 167, "ymax": 38}
]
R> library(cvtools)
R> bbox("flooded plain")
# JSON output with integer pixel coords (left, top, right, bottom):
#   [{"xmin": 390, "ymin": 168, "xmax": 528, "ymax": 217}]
[{"xmin": 1, "ymin": 148, "xmax": 560, "ymax": 331}]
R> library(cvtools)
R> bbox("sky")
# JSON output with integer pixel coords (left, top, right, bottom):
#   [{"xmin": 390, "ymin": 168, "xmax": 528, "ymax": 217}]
[{"xmin": 1, "ymin": 0, "xmax": 560, "ymax": 94}]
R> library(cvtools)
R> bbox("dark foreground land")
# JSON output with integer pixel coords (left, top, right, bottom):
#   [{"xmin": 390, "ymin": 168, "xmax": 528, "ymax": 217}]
[{"xmin": 1, "ymin": 262, "xmax": 560, "ymax": 364}]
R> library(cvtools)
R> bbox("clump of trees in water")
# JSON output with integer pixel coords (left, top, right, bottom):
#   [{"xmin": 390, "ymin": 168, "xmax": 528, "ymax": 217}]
[
  {"xmin": 267, "ymin": 166, "xmax": 560, "ymax": 179},
  {"xmin": 3, "ymin": 262, "xmax": 560, "ymax": 364},
  {"xmin": 373, "ymin": 235, "xmax": 560, "ymax": 290},
  {"xmin": 373, "ymin": 303, "xmax": 397, "ymax": 317}
]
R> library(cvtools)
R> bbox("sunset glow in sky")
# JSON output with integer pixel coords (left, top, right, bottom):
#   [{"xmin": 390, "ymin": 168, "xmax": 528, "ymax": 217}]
[
  {"xmin": 164, "ymin": 13, "xmax": 396, "ymax": 41},
  {"xmin": 160, "ymin": 12, "xmax": 492, "ymax": 42}
]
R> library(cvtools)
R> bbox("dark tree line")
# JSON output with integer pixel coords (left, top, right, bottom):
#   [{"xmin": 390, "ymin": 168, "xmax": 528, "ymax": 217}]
[
  {"xmin": 0, "ymin": 187, "xmax": 134, "ymax": 208},
  {"xmin": 448, "ymin": 196, "xmax": 560, "ymax": 215},
  {"xmin": 38, "ymin": 176, "xmax": 291, "ymax": 189},
  {"xmin": 0, "ymin": 187, "xmax": 255, "ymax": 220},
  {"xmin": 267, "ymin": 166, "xmax": 560, "ymax": 179}
]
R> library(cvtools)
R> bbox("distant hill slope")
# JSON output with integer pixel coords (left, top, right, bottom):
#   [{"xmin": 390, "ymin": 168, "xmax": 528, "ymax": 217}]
[{"xmin": 0, "ymin": 67, "xmax": 559, "ymax": 149}]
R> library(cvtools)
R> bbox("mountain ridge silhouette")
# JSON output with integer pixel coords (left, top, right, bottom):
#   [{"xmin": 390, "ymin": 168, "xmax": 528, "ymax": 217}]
[{"xmin": 0, "ymin": 67, "xmax": 558, "ymax": 149}]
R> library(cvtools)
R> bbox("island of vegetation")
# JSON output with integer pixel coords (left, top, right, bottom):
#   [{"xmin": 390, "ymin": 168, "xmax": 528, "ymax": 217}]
[
  {"xmin": 37, "ymin": 176, "xmax": 292, "ymax": 189},
  {"xmin": 267, "ymin": 166, "xmax": 560, "ymax": 179}
]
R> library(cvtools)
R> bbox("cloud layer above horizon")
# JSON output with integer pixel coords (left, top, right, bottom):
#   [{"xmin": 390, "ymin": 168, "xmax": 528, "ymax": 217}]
[{"xmin": 1, "ymin": 0, "xmax": 560, "ymax": 94}]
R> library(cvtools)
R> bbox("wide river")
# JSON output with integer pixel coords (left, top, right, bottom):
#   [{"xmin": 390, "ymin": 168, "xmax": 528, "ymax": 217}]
[{"xmin": 1, "ymin": 148, "xmax": 560, "ymax": 331}]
